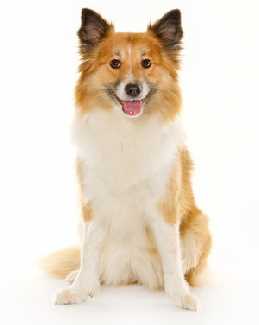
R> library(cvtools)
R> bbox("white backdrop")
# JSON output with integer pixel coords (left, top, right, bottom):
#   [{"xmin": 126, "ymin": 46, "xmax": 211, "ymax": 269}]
[{"xmin": 0, "ymin": 0, "xmax": 258, "ymax": 324}]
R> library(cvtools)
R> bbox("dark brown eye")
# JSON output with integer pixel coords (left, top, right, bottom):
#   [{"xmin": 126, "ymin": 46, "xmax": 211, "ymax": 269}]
[
  {"xmin": 110, "ymin": 58, "xmax": 121, "ymax": 69},
  {"xmin": 141, "ymin": 58, "xmax": 152, "ymax": 69}
]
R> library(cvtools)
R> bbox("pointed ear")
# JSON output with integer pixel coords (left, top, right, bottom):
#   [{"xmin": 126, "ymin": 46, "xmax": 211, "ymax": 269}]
[
  {"xmin": 148, "ymin": 9, "xmax": 183, "ymax": 50},
  {"xmin": 78, "ymin": 8, "xmax": 113, "ymax": 54}
]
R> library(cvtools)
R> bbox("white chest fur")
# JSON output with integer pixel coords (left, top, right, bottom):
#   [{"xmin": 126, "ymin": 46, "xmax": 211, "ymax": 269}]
[
  {"xmin": 72, "ymin": 107, "xmax": 185, "ymax": 195},
  {"xmin": 72, "ymin": 107, "xmax": 185, "ymax": 287}
]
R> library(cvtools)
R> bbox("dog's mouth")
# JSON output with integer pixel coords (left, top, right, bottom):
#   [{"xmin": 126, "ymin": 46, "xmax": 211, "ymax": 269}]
[
  {"xmin": 106, "ymin": 86, "xmax": 156, "ymax": 118},
  {"xmin": 120, "ymin": 100, "xmax": 143, "ymax": 117},
  {"xmin": 107, "ymin": 90, "xmax": 150, "ymax": 118}
]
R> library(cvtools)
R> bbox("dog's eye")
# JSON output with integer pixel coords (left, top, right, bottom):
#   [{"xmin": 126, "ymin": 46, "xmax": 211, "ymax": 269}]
[
  {"xmin": 110, "ymin": 59, "xmax": 121, "ymax": 69},
  {"xmin": 141, "ymin": 58, "xmax": 152, "ymax": 69}
]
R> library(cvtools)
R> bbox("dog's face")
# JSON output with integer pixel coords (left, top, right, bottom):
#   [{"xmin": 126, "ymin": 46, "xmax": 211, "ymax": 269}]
[{"xmin": 76, "ymin": 9, "xmax": 183, "ymax": 120}]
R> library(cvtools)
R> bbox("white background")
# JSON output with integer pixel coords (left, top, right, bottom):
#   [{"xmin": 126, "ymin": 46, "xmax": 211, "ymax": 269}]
[{"xmin": 0, "ymin": 0, "xmax": 258, "ymax": 324}]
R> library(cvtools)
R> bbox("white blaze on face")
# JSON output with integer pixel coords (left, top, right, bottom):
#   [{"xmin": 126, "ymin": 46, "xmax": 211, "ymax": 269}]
[{"xmin": 128, "ymin": 45, "xmax": 133, "ymax": 75}]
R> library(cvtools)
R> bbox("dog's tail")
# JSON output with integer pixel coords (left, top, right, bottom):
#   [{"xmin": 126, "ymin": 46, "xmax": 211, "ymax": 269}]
[{"xmin": 40, "ymin": 247, "xmax": 80, "ymax": 279}]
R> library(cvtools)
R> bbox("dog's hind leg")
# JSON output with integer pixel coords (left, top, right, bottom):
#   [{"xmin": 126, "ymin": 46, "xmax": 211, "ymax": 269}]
[{"xmin": 180, "ymin": 209, "xmax": 212, "ymax": 286}]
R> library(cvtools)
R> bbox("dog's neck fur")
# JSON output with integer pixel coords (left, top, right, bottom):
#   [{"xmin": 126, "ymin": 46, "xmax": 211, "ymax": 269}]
[{"xmin": 72, "ymin": 106, "xmax": 185, "ymax": 194}]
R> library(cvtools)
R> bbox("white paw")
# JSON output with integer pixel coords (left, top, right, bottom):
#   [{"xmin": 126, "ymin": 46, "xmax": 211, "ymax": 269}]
[
  {"xmin": 65, "ymin": 270, "xmax": 79, "ymax": 284},
  {"xmin": 172, "ymin": 293, "xmax": 199, "ymax": 311},
  {"xmin": 54, "ymin": 287, "xmax": 88, "ymax": 305},
  {"xmin": 54, "ymin": 280, "xmax": 100, "ymax": 305}
]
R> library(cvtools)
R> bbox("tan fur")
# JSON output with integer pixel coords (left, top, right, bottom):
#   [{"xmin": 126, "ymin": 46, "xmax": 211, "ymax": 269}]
[
  {"xmin": 75, "ymin": 32, "xmax": 181, "ymax": 121},
  {"xmin": 76, "ymin": 159, "xmax": 93, "ymax": 222},
  {"xmin": 158, "ymin": 155, "xmax": 180, "ymax": 224},
  {"xmin": 41, "ymin": 247, "xmax": 80, "ymax": 279},
  {"xmin": 81, "ymin": 204, "xmax": 93, "ymax": 222},
  {"xmin": 179, "ymin": 149, "xmax": 211, "ymax": 285},
  {"xmin": 181, "ymin": 210, "xmax": 212, "ymax": 286}
]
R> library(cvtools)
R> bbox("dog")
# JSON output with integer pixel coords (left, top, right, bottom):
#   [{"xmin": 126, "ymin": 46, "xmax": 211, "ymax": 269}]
[{"xmin": 42, "ymin": 8, "xmax": 211, "ymax": 311}]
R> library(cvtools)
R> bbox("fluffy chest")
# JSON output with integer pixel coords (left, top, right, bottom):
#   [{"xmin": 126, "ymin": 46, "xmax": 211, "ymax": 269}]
[{"xmin": 73, "ymin": 108, "xmax": 185, "ymax": 195}]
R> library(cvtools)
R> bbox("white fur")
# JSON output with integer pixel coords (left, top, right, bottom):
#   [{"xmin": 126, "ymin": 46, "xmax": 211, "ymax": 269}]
[
  {"xmin": 55, "ymin": 107, "xmax": 197, "ymax": 309},
  {"xmin": 149, "ymin": 219, "xmax": 198, "ymax": 310},
  {"xmin": 55, "ymin": 222, "xmax": 104, "ymax": 304},
  {"xmin": 128, "ymin": 45, "xmax": 132, "ymax": 74}
]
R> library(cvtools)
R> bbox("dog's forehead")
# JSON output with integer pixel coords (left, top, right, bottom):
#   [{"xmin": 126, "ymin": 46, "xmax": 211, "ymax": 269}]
[
  {"xmin": 113, "ymin": 46, "xmax": 148, "ymax": 58},
  {"xmin": 107, "ymin": 32, "xmax": 158, "ymax": 57}
]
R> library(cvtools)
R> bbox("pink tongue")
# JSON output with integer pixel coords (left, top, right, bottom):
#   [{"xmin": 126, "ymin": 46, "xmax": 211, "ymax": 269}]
[{"xmin": 121, "ymin": 101, "xmax": 142, "ymax": 116}]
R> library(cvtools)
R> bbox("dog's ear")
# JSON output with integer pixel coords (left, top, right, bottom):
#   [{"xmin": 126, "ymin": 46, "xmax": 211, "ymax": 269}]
[
  {"xmin": 78, "ymin": 8, "xmax": 113, "ymax": 54},
  {"xmin": 148, "ymin": 9, "xmax": 183, "ymax": 50}
]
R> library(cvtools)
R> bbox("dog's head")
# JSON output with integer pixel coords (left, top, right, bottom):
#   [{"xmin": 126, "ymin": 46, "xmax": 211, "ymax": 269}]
[{"xmin": 76, "ymin": 9, "xmax": 183, "ymax": 120}]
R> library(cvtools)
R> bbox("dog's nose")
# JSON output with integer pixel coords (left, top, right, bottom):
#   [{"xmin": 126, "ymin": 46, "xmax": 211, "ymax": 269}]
[{"xmin": 125, "ymin": 83, "xmax": 141, "ymax": 98}]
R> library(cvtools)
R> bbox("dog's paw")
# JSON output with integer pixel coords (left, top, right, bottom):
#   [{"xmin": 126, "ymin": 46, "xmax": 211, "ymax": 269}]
[
  {"xmin": 54, "ymin": 287, "xmax": 88, "ymax": 305},
  {"xmin": 65, "ymin": 270, "xmax": 79, "ymax": 284},
  {"xmin": 54, "ymin": 280, "xmax": 100, "ymax": 305},
  {"xmin": 172, "ymin": 293, "xmax": 199, "ymax": 311}
]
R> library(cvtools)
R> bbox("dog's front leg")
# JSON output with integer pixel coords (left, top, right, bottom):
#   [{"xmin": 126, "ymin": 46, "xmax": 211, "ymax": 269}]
[
  {"xmin": 55, "ymin": 221, "xmax": 105, "ymax": 305},
  {"xmin": 150, "ymin": 218, "xmax": 198, "ymax": 311}
]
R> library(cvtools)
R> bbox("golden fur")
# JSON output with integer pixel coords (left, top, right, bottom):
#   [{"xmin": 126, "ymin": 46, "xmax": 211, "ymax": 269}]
[{"xmin": 75, "ymin": 32, "xmax": 181, "ymax": 121}]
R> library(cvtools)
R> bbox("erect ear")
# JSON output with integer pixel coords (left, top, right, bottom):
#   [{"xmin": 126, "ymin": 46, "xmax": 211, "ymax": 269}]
[
  {"xmin": 78, "ymin": 8, "xmax": 113, "ymax": 54},
  {"xmin": 148, "ymin": 9, "xmax": 183, "ymax": 50}
]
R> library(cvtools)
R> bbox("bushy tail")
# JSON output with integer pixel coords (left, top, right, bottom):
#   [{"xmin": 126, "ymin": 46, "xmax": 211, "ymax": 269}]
[{"xmin": 41, "ymin": 247, "xmax": 80, "ymax": 279}]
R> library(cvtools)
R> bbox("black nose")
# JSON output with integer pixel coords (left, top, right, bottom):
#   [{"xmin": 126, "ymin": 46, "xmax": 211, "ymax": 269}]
[{"xmin": 125, "ymin": 83, "xmax": 141, "ymax": 97}]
